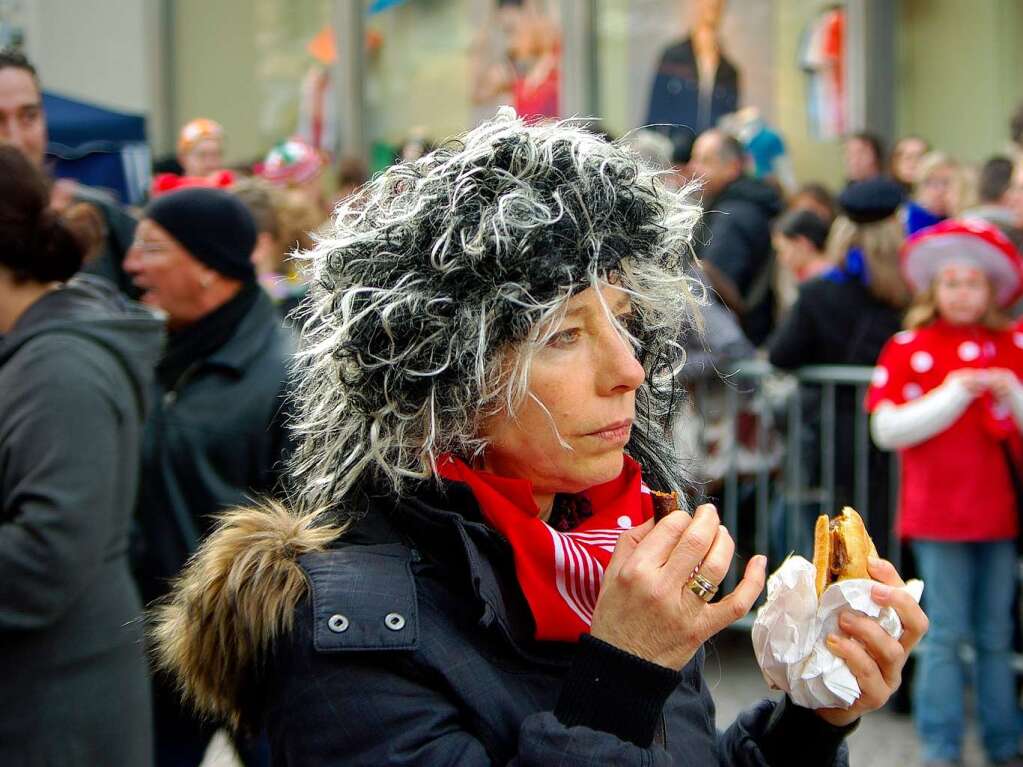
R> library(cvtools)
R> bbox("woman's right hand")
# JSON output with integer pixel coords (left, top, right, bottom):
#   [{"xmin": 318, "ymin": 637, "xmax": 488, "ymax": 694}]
[{"xmin": 588, "ymin": 504, "xmax": 767, "ymax": 671}]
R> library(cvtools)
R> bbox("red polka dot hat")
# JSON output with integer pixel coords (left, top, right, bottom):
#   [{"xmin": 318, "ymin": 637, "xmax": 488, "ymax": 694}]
[{"xmin": 901, "ymin": 218, "xmax": 1023, "ymax": 307}]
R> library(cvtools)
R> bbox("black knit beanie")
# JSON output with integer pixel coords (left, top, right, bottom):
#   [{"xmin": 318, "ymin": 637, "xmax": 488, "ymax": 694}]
[
  {"xmin": 146, "ymin": 187, "xmax": 257, "ymax": 282},
  {"xmin": 838, "ymin": 178, "xmax": 905, "ymax": 224}
]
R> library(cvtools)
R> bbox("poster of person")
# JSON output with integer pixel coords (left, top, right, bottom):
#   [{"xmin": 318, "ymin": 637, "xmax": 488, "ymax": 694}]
[
  {"xmin": 469, "ymin": 0, "xmax": 561, "ymax": 123},
  {"xmin": 637, "ymin": 0, "xmax": 774, "ymax": 162}
]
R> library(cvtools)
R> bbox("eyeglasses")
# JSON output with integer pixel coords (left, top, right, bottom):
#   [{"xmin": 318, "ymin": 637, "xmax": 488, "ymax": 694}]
[{"xmin": 129, "ymin": 239, "xmax": 172, "ymax": 257}]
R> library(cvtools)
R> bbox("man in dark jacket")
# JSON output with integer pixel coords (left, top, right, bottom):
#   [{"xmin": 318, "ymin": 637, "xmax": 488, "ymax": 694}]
[
  {"xmin": 124, "ymin": 188, "xmax": 293, "ymax": 767},
  {"xmin": 690, "ymin": 128, "xmax": 782, "ymax": 346}
]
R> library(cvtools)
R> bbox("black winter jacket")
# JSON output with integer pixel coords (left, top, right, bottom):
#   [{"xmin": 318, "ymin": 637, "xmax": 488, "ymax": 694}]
[
  {"xmin": 697, "ymin": 177, "xmax": 783, "ymax": 346},
  {"xmin": 271, "ymin": 487, "xmax": 854, "ymax": 765},
  {"xmin": 132, "ymin": 290, "xmax": 294, "ymax": 605}
]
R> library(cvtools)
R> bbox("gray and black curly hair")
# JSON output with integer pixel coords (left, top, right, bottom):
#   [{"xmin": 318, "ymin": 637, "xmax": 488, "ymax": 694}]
[{"xmin": 290, "ymin": 108, "xmax": 705, "ymax": 516}]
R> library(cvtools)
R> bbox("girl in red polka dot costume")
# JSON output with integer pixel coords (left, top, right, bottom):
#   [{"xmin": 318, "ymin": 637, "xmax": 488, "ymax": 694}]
[{"xmin": 866, "ymin": 218, "xmax": 1023, "ymax": 767}]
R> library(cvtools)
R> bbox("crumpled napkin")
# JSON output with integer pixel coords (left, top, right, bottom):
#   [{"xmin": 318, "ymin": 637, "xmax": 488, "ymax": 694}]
[{"xmin": 751, "ymin": 555, "xmax": 924, "ymax": 709}]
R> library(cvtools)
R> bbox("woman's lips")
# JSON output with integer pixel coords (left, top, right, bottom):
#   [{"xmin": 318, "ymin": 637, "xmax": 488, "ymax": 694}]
[{"xmin": 587, "ymin": 420, "xmax": 633, "ymax": 443}]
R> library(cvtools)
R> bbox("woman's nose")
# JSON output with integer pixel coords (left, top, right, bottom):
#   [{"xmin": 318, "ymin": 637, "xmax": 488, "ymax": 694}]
[{"xmin": 599, "ymin": 328, "xmax": 646, "ymax": 394}]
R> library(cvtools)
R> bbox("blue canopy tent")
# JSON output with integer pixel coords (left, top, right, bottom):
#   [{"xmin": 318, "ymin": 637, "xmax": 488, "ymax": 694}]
[{"xmin": 43, "ymin": 92, "xmax": 151, "ymax": 205}]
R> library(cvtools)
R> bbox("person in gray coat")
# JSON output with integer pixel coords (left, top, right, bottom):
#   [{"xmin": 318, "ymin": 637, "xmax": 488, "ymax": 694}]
[
  {"xmin": 0, "ymin": 146, "xmax": 161, "ymax": 766},
  {"xmin": 152, "ymin": 111, "xmax": 926, "ymax": 766}
]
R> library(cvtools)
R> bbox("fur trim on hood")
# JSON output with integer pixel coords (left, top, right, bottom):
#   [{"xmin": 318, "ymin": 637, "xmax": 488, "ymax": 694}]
[{"xmin": 150, "ymin": 503, "xmax": 341, "ymax": 729}]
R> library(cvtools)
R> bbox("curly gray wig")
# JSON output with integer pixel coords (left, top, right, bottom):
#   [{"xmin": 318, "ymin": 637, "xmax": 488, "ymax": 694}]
[{"xmin": 290, "ymin": 108, "xmax": 705, "ymax": 516}]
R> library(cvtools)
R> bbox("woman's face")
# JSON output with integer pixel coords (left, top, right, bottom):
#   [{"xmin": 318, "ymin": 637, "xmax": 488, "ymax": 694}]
[
  {"xmin": 892, "ymin": 138, "xmax": 927, "ymax": 185},
  {"xmin": 916, "ymin": 166, "xmax": 957, "ymax": 216},
  {"xmin": 773, "ymin": 233, "xmax": 813, "ymax": 277},
  {"xmin": 934, "ymin": 264, "xmax": 992, "ymax": 326},
  {"xmin": 180, "ymin": 138, "xmax": 223, "ymax": 178},
  {"xmin": 480, "ymin": 284, "xmax": 646, "ymax": 512}
]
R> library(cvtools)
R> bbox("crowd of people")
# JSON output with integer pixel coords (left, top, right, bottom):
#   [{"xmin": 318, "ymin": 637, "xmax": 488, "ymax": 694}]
[{"xmin": 1, "ymin": 37, "xmax": 1022, "ymax": 767}]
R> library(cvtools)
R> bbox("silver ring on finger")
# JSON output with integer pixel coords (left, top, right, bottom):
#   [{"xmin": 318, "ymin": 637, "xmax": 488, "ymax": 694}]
[{"xmin": 687, "ymin": 572, "xmax": 719, "ymax": 603}]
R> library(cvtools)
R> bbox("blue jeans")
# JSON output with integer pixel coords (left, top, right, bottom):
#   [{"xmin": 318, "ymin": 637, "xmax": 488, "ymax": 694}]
[{"xmin": 912, "ymin": 539, "xmax": 1020, "ymax": 763}]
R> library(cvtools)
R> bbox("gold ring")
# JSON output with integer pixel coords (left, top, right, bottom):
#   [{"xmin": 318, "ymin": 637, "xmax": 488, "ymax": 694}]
[{"xmin": 687, "ymin": 572, "xmax": 719, "ymax": 602}]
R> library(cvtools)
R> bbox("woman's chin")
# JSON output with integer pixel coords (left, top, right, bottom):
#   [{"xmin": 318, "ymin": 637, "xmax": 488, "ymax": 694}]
[{"xmin": 564, "ymin": 451, "xmax": 626, "ymax": 493}]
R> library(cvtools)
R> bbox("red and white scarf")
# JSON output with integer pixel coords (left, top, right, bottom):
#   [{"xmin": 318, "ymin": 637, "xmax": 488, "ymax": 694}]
[{"xmin": 437, "ymin": 454, "xmax": 655, "ymax": 642}]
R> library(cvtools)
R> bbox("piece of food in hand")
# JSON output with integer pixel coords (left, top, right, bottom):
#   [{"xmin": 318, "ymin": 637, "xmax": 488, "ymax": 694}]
[
  {"xmin": 650, "ymin": 489, "xmax": 679, "ymax": 522},
  {"xmin": 812, "ymin": 507, "xmax": 879, "ymax": 597}
]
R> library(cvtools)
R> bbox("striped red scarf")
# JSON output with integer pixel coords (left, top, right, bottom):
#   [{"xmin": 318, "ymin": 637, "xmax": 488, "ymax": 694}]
[{"xmin": 437, "ymin": 454, "xmax": 655, "ymax": 642}]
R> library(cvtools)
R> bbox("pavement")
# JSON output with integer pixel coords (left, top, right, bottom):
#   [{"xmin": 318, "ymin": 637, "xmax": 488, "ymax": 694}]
[{"xmin": 201, "ymin": 628, "xmax": 994, "ymax": 767}]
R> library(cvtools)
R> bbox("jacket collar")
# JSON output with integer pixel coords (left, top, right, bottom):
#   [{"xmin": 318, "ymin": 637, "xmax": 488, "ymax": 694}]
[
  {"xmin": 358, "ymin": 485, "xmax": 574, "ymax": 667},
  {"xmin": 204, "ymin": 290, "xmax": 284, "ymax": 375}
]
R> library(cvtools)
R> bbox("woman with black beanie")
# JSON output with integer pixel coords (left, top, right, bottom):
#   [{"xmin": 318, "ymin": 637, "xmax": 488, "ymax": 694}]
[{"xmin": 0, "ymin": 145, "xmax": 163, "ymax": 765}]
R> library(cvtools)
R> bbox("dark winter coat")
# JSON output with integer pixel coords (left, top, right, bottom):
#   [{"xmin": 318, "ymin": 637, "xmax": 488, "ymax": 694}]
[
  {"xmin": 131, "ymin": 290, "xmax": 294, "ymax": 606},
  {"xmin": 646, "ymin": 38, "xmax": 740, "ymax": 161},
  {"xmin": 768, "ymin": 275, "xmax": 903, "ymax": 370},
  {"xmin": 767, "ymin": 274, "xmax": 904, "ymax": 551},
  {"xmin": 697, "ymin": 177, "xmax": 783, "ymax": 346},
  {"xmin": 0, "ymin": 275, "xmax": 163, "ymax": 766},
  {"xmin": 154, "ymin": 482, "xmax": 855, "ymax": 766}
]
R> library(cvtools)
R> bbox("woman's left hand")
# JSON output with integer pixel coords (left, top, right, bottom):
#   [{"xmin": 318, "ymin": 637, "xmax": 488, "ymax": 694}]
[{"xmin": 813, "ymin": 557, "xmax": 929, "ymax": 728}]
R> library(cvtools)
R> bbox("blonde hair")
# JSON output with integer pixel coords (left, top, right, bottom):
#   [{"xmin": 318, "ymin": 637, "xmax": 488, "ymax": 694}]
[
  {"xmin": 274, "ymin": 190, "xmax": 323, "ymax": 276},
  {"xmin": 904, "ymin": 276, "xmax": 1011, "ymax": 330},
  {"xmin": 914, "ymin": 151, "xmax": 973, "ymax": 214},
  {"xmin": 825, "ymin": 215, "xmax": 910, "ymax": 308}
]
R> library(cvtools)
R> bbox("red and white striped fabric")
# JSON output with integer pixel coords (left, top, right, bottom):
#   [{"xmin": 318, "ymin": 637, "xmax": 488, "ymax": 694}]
[{"xmin": 437, "ymin": 454, "xmax": 655, "ymax": 641}]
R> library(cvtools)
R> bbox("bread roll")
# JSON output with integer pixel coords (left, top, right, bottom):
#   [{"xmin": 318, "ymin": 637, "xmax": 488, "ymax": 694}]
[{"xmin": 812, "ymin": 507, "xmax": 879, "ymax": 597}]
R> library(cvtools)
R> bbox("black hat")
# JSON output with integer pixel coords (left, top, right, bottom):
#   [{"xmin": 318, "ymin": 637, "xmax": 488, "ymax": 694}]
[
  {"xmin": 838, "ymin": 178, "xmax": 905, "ymax": 224},
  {"xmin": 146, "ymin": 188, "xmax": 257, "ymax": 282}
]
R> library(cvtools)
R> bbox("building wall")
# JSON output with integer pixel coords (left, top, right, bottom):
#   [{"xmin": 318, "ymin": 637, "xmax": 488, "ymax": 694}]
[
  {"xmin": 22, "ymin": 0, "xmax": 167, "ymax": 150},
  {"xmin": 172, "ymin": 0, "xmax": 263, "ymax": 164},
  {"xmin": 30, "ymin": 0, "xmax": 1011, "ymax": 178},
  {"xmin": 772, "ymin": 0, "xmax": 845, "ymax": 189},
  {"xmin": 364, "ymin": 0, "xmax": 474, "ymax": 147},
  {"xmin": 896, "ymin": 0, "xmax": 1023, "ymax": 165}
]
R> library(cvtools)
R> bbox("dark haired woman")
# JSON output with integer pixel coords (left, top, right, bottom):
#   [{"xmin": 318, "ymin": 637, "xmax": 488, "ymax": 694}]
[
  {"xmin": 154, "ymin": 111, "xmax": 925, "ymax": 765},
  {"xmin": 0, "ymin": 145, "xmax": 162, "ymax": 765}
]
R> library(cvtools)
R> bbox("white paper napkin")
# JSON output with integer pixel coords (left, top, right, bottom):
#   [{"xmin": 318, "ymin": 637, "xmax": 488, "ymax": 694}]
[{"xmin": 751, "ymin": 555, "xmax": 924, "ymax": 709}]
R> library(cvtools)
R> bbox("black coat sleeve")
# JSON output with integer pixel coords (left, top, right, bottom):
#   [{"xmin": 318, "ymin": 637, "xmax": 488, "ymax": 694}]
[
  {"xmin": 271, "ymin": 631, "xmax": 853, "ymax": 766},
  {"xmin": 273, "ymin": 634, "xmax": 677, "ymax": 766},
  {"xmin": 718, "ymin": 696, "xmax": 855, "ymax": 766},
  {"xmin": 0, "ymin": 337, "xmax": 128, "ymax": 629},
  {"xmin": 700, "ymin": 208, "xmax": 757, "ymax": 294},
  {"xmin": 768, "ymin": 287, "xmax": 819, "ymax": 370}
]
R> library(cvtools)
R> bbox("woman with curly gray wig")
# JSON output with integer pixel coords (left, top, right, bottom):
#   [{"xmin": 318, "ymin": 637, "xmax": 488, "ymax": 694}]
[{"xmin": 152, "ymin": 109, "xmax": 924, "ymax": 766}]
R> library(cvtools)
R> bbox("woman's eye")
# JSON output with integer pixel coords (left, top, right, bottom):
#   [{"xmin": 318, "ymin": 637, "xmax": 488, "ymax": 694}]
[
  {"xmin": 548, "ymin": 328, "xmax": 581, "ymax": 347},
  {"xmin": 618, "ymin": 312, "xmax": 640, "ymax": 336}
]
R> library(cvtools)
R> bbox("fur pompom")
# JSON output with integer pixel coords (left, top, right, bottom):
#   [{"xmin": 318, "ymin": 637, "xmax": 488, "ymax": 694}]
[{"xmin": 150, "ymin": 502, "xmax": 342, "ymax": 728}]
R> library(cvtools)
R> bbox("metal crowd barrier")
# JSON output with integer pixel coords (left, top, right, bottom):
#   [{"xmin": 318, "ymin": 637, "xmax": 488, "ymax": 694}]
[{"xmin": 676, "ymin": 360, "xmax": 901, "ymax": 596}]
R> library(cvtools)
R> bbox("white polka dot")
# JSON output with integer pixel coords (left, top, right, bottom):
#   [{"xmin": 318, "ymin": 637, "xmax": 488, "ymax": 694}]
[
  {"xmin": 910, "ymin": 351, "xmax": 934, "ymax": 373},
  {"xmin": 903, "ymin": 383, "xmax": 923, "ymax": 400},
  {"xmin": 894, "ymin": 331, "xmax": 917, "ymax": 345},
  {"xmin": 958, "ymin": 341, "xmax": 981, "ymax": 362},
  {"xmin": 1013, "ymin": 332, "xmax": 1023, "ymax": 349},
  {"xmin": 617, "ymin": 515, "xmax": 632, "ymax": 529},
  {"xmin": 871, "ymin": 366, "xmax": 889, "ymax": 387}
]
